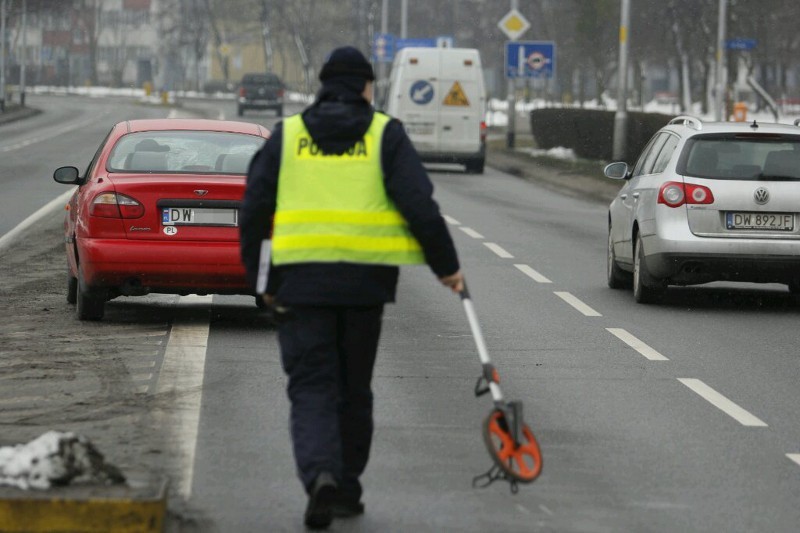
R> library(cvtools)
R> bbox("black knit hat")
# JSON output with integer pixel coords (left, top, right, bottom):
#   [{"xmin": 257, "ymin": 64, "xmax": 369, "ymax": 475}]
[{"xmin": 319, "ymin": 46, "xmax": 375, "ymax": 82}]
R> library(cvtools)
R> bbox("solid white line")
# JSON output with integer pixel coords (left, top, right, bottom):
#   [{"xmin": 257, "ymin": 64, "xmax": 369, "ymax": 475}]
[
  {"xmin": 678, "ymin": 378, "xmax": 768, "ymax": 427},
  {"xmin": 153, "ymin": 295, "xmax": 213, "ymax": 498},
  {"xmin": 459, "ymin": 226, "xmax": 484, "ymax": 239},
  {"xmin": 0, "ymin": 188, "xmax": 75, "ymax": 252},
  {"xmin": 553, "ymin": 292, "xmax": 601, "ymax": 316},
  {"xmin": 484, "ymin": 242, "xmax": 514, "ymax": 258},
  {"xmin": 787, "ymin": 454, "xmax": 800, "ymax": 467},
  {"xmin": 514, "ymin": 264, "xmax": 552, "ymax": 284},
  {"xmin": 443, "ymin": 215, "xmax": 461, "ymax": 225},
  {"xmin": 606, "ymin": 328, "xmax": 669, "ymax": 361}
]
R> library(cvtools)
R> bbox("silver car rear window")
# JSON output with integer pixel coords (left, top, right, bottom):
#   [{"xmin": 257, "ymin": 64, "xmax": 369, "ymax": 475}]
[
  {"xmin": 678, "ymin": 134, "xmax": 800, "ymax": 181},
  {"xmin": 107, "ymin": 131, "xmax": 264, "ymax": 174}
]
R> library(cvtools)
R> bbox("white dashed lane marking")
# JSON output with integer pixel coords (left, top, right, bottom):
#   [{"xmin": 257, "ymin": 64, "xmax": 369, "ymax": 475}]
[
  {"xmin": 606, "ymin": 328, "xmax": 669, "ymax": 361},
  {"xmin": 443, "ymin": 215, "xmax": 461, "ymax": 225},
  {"xmin": 787, "ymin": 454, "xmax": 800, "ymax": 467},
  {"xmin": 484, "ymin": 242, "xmax": 514, "ymax": 258},
  {"xmin": 553, "ymin": 292, "xmax": 601, "ymax": 317},
  {"xmin": 459, "ymin": 226, "xmax": 484, "ymax": 239},
  {"xmin": 678, "ymin": 378, "xmax": 768, "ymax": 427},
  {"xmin": 514, "ymin": 264, "xmax": 552, "ymax": 283}
]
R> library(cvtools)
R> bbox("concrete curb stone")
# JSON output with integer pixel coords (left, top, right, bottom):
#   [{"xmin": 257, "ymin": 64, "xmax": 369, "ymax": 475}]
[
  {"xmin": 0, "ymin": 105, "xmax": 42, "ymax": 126},
  {"xmin": 0, "ymin": 474, "xmax": 168, "ymax": 532}
]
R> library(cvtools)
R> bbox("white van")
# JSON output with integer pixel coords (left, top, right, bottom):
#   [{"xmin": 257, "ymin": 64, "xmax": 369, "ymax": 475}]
[{"xmin": 385, "ymin": 47, "xmax": 487, "ymax": 174}]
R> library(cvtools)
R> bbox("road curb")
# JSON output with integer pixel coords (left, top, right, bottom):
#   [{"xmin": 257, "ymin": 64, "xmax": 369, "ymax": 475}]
[
  {"xmin": 0, "ymin": 475, "xmax": 168, "ymax": 532},
  {"xmin": 0, "ymin": 106, "xmax": 42, "ymax": 126}
]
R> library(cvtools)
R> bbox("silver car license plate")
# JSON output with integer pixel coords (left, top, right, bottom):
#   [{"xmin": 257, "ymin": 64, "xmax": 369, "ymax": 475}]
[
  {"xmin": 725, "ymin": 212, "xmax": 794, "ymax": 231},
  {"xmin": 162, "ymin": 207, "xmax": 238, "ymax": 226}
]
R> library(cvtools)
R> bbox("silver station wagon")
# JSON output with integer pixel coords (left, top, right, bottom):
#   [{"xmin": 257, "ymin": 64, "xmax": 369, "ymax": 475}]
[{"xmin": 605, "ymin": 116, "xmax": 800, "ymax": 303}]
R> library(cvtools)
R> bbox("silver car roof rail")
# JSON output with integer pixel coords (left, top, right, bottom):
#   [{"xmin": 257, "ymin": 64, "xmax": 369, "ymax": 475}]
[{"xmin": 668, "ymin": 116, "xmax": 703, "ymax": 131}]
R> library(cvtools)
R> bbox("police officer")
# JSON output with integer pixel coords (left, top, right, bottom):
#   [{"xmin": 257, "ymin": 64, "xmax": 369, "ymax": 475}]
[{"xmin": 240, "ymin": 46, "xmax": 463, "ymax": 529}]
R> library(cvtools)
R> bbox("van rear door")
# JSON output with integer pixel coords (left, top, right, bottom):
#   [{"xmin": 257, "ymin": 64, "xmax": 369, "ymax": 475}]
[
  {"xmin": 437, "ymin": 49, "xmax": 484, "ymax": 155},
  {"xmin": 389, "ymin": 49, "xmax": 439, "ymax": 153}
]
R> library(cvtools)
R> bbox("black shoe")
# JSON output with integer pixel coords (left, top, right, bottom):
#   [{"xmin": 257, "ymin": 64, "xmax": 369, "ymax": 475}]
[
  {"xmin": 331, "ymin": 493, "xmax": 365, "ymax": 518},
  {"xmin": 304, "ymin": 472, "xmax": 337, "ymax": 530}
]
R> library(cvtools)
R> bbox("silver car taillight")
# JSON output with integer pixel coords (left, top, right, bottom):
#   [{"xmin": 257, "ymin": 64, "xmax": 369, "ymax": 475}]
[{"xmin": 658, "ymin": 181, "xmax": 714, "ymax": 208}]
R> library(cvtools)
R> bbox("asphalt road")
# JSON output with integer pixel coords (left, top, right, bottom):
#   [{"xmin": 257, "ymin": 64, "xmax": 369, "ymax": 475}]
[{"xmin": 1, "ymin": 94, "xmax": 799, "ymax": 532}]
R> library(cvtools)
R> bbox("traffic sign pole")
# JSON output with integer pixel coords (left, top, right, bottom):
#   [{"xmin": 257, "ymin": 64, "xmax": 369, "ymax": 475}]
[
  {"xmin": 506, "ymin": 1, "xmax": 519, "ymax": 149},
  {"xmin": 378, "ymin": 0, "xmax": 389, "ymax": 108}
]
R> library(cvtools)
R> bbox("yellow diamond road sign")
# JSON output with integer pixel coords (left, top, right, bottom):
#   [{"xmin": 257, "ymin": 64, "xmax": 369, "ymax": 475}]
[{"xmin": 498, "ymin": 9, "xmax": 530, "ymax": 41}]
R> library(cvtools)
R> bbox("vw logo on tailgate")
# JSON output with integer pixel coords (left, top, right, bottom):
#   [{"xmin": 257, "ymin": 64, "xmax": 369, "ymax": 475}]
[{"xmin": 753, "ymin": 187, "xmax": 769, "ymax": 205}]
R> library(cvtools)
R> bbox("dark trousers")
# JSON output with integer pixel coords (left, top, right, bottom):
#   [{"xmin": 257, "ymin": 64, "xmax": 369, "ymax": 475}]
[{"xmin": 277, "ymin": 304, "xmax": 383, "ymax": 499}]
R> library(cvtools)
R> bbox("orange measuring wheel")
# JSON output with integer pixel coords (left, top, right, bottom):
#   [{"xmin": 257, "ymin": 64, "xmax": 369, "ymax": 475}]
[{"xmin": 482, "ymin": 409, "xmax": 542, "ymax": 483}]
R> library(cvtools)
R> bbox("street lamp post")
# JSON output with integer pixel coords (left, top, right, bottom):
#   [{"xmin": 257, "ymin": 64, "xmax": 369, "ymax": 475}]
[
  {"xmin": 0, "ymin": 0, "xmax": 6, "ymax": 113},
  {"xmin": 715, "ymin": 0, "xmax": 727, "ymax": 121},
  {"xmin": 612, "ymin": 0, "xmax": 631, "ymax": 161},
  {"xmin": 21, "ymin": 0, "xmax": 27, "ymax": 107}
]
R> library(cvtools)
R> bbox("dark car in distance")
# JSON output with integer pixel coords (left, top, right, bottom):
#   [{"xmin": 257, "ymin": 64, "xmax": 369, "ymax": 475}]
[{"xmin": 237, "ymin": 72, "xmax": 284, "ymax": 117}]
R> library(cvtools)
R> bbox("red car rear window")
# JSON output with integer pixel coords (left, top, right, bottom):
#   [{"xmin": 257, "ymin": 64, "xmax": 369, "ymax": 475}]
[{"xmin": 107, "ymin": 131, "xmax": 263, "ymax": 174}]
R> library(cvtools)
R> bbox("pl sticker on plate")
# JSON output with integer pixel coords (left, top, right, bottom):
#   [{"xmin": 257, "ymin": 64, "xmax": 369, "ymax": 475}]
[{"xmin": 163, "ymin": 226, "xmax": 178, "ymax": 236}]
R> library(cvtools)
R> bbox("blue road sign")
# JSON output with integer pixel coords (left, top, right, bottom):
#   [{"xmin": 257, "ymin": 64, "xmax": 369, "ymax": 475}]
[
  {"xmin": 726, "ymin": 38, "xmax": 757, "ymax": 51},
  {"xmin": 373, "ymin": 33, "xmax": 395, "ymax": 63},
  {"xmin": 410, "ymin": 80, "xmax": 434, "ymax": 105},
  {"xmin": 397, "ymin": 38, "xmax": 436, "ymax": 51},
  {"xmin": 505, "ymin": 41, "xmax": 556, "ymax": 79}
]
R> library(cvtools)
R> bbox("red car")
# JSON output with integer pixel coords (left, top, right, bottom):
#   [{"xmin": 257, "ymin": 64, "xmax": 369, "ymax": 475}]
[{"xmin": 53, "ymin": 119, "xmax": 269, "ymax": 320}]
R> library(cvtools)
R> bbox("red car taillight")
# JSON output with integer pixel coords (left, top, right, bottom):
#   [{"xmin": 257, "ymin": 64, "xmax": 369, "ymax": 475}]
[
  {"xmin": 238, "ymin": 87, "xmax": 246, "ymax": 97},
  {"xmin": 657, "ymin": 181, "xmax": 714, "ymax": 208},
  {"xmin": 90, "ymin": 193, "xmax": 144, "ymax": 219},
  {"xmin": 277, "ymin": 88, "xmax": 285, "ymax": 98},
  {"xmin": 480, "ymin": 121, "xmax": 487, "ymax": 142}
]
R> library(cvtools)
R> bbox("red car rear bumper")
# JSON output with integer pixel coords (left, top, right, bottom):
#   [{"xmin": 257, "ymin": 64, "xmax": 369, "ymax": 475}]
[{"xmin": 77, "ymin": 238, "xmax": 250, "ymax": 293}]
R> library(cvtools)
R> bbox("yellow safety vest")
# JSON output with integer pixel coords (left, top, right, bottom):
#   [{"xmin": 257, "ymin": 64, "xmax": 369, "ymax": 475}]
[{"xmin": 271, "ymin": 112, "xmax": 424, "ymax": 266}]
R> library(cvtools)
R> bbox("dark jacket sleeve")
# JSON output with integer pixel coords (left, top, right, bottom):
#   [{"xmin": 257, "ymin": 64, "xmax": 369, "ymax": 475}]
[
  {"xmin": 239, "ymin": 124, "xmax": 282, "ymax": 292},
  {"xmin": 380, "ymin": 119, "xmax": 460, "ymax": 277}
]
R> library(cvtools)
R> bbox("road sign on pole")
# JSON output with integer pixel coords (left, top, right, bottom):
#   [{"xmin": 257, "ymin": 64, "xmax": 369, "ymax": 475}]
[
  {"xmin": 726, "ymin": 38, "xmax": 757, "ymax": 50},
  {"xmin": 505, "ymin": 41, "xmax": 556, "ymax": 79},
  {"xmin": 373, "ymin": 33, "xmax": 395, "ymax": 63},
  {"xmin": 498, "ymin": 8, "xmax": 530, "ymax": 41},
  {"xmin": 396, "ymin": 37, "xmax": 436, "ymax": 51}
]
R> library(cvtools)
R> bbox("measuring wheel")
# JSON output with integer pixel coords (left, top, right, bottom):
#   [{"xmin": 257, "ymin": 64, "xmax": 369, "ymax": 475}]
[{"xmin": 482, "ymin": 409, "xmax": 542, "ymax": 483}]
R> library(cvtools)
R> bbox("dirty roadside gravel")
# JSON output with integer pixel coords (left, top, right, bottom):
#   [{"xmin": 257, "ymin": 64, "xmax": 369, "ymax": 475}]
[{"xmin": 485, "ymin": 138, "xmax": 622, "ymax": 205}]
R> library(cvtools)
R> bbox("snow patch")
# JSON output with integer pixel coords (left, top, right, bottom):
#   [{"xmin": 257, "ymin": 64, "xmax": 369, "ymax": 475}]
[{"xmin": 0, "ymin": 431, "xmax": 125, "ymax": 490}]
